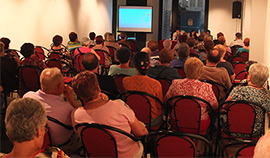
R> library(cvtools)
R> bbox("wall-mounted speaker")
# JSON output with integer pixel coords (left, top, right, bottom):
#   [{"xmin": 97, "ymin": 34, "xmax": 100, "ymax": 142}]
[{"xmin": 232, "ymin": 1, "xmax": 242, "ymax": 19}]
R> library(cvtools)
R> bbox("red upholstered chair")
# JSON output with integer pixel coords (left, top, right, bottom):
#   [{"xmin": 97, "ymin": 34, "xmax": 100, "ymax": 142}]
[
  {"xmin": 147, "ymin": 131, "xmax": 212, "ymax": 157},
  {"xmin": 157, "ymin": 78, "xmax": 172, "ymax": 96},
  {"xmin": 233, "ymin": 62, "xmax": 247, "ymax": 82},
  {"xmin": 75, "ymin": 123, "xmax": 140, "ymax": 157},
  {"xmin": 94, "ymin": 49, "xmax": 111, "ymax": 75},
  {"xmin": 231, "ymin": 45, "xmax": 243, "ymax": 56},
  {"xmin": 201, "ymin": 80, "xmax": 228, "ymax": 102},
  {"xmin": 106, "ymin": 46, "xmax": 117, "ymax": 63},
  {"xmin": 120, "ymin": 91, "xmax": 164, "ymax": 131},
  {"xmin": 35, "ymin": 46, "xmax": 49, "ymax": 61},
  {"xmin": 238, "ymin": 51, "xmax": 249, "ymax": 60},
  {"xmin": 113, "ymin": 74, "xmax": 128, "ymax": 93},
  {"xmin": 42, "ymin": 124, "xmax": 52, "ymax": 149},
  {"xmin": 215, "ymin": 100, "xmax": 266, "ymax": 156},
  {"xmin": 166, "ymin": 95, "xmax": 213, "ymax": 135},
  {"xmin": 174, "ymin": 67, "xmax": 186, "ymax": 78},
  {"xmin": 222, "ymin": 140, "xmax": 256, "ymax": 158},
  {"xmin": 45, "ymin": 58, "xmax": 73, "ymax": 77},
  {"xmin": 74, "ymin": 53, "xmax": 85, "ymax": 73},
  {"xmin": 231, "ymin": 55, "xmax": 248, "ymax": 63},
  {"xmin": 18, "ymin": 65, "xmax": 42, "ymax": 97}
]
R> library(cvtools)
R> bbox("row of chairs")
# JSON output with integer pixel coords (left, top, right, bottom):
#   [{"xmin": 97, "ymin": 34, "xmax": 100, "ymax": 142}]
[{"xmin": 42, "ymin": 94, "xmax": 261, "ymax": 157}]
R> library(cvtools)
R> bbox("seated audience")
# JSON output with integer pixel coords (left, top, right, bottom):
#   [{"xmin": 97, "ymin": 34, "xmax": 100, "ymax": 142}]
[
  {"xmin": 199, "ymin": 49, "xmax": 232, "ymax": 100},
  {"xmin": 123, "ymin": 52, "xmax": 163, "ymax": 124},
  {"xmin": 254, "ymin": 131, "xmax": 270, "ymax": 157},
  {"xmin": 163, "ymin": 39, "xmax": 177, "ymax": 56},
  {"xmin": 0, "ymin": 42, "xmax": 18, "ymax": 93},
  {"xmin": 0, "ymin": 37, "xmax": 20, "ymax": 59},
  {"xmin": 199, "ymin": 38, "xmax": 214, "ymax": 64},
  {"xmin": 196, "ymin": 35, "xmax": 204, "ymax": 50},
  {"xmin": 187, "ymin": 37, "xmax": 199, "ymax": 56},
  {"xmin": 73, "ymin": 37, "xmax": 100, "ymax": 60},
  {"xmin": 236, "ymin": 37, "xmax": 250, "ymax": 55},
  {"xmin": 189, "ymin": 30, "xmax": 198, "ymax": 40},
  {"xmin": 104, "ymin": 33, "xmax": 121, "ymax": 50},
  {"xmin": 147, "ymin": 48, "xmax": 181, "ymax": 80},
  {"xmin": 108, "ymin": 47, "xmax": 137, "ymax": 76},
  {"xmin": 50, "ymin": 35, "xmax": 70, "ymax": 60},
  {"xmin": 19, "ymin": 42, "xmax": 46, "ymax": 70},
  {"xmin": 147, "ymin": 40, "xmax": 159, "ymax": 56},
  {"xmin": 1, "ymin": 98, "xmax": 68, "ymax": 157},
  {"xmin": 67, "ymin": 32, "xmax": 81, "ymax": 52},
  {"xmin": 23, "ymin": 67, "xmax": 82, "ymax": 155},
  {"xmin": 169, "ymin": 43, "xmax": 190, "ymax": 68},
  {"xmin": 88, "ymin": 32, "xmax": 96, "ymax": 47},
  {"xmin": 165, "ymin": 57, "xmax": 218, "ymax": 133},
  {"xmin": 141, "ymin": 47, "xmax": 159, "ymax": 67},
  {"xmin": 118, "ymin": 32, "xmax": 131, "ymax": 49},
  {"xmin": 215, "ymin": 44, "xmax": 235, "ymax": 81},
  {"xmin": 71, "ymin": 71, "xmax": 148, "ymax": 157},
  {"xmin": 172, "ymin": 28, "xmax": 180, "ymax": 40},
  {"xmin": 218, "ymin": 35, "xmax": 231, "ymax": 53},
  {"xmin": 229, "ymin": 32, "xmax": 244, "ymax": 47},
  {"xmin": 224, "ymin": 63, "xmax": 270, "ymax": 137},
  {"xmin": 173, "ymin": 34, "xmax": 188, "ymax": 51},
  {"xmin": 82, "ymin": 53, "xmax": 120, "ymax": 99},
  {"xmin": 104, "ymin": 33, "xmax": 121, "ymax": 62},
  {"xmin": 206, "ymin": 30, "xmax": 213, "ymax": 39},
  {"xmin": 92, "ymin": 35, "xmax": 112, "ymax": 66}
]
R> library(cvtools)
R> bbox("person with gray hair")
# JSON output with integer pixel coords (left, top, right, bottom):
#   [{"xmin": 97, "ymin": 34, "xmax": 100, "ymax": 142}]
[
  {"xmin": 1, "ymin": 98, "xmax": 68, "ymax": 157},
  {"xmin": 72, "ymin": 37, "xmax": 100, "ymax": 60},
  {"xmin": 169, "ymin": 43, "xmax": 190, "ymax": 68},
  {"xmin": 23, "ymin": 67, "xmax": 82, "ymax": 155},
  {"xmin": 225, "ymin": 63, "xmax": 270, "ymax": 137}
]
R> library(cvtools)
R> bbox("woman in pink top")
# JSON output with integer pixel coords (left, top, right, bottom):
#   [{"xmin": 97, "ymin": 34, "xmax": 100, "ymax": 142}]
[
  {"xmin": 71, "ymin": 71, "xmax": 148, "ymax": 158},
  {"xmin": 165, "ymin": 57, "xmax": 218, "ymax": 133}
]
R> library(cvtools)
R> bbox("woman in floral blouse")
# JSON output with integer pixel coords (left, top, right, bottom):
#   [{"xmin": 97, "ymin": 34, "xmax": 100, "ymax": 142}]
[
  {"xmin": 224, "ymin": 63, "xmax": 270, "ymax": 137},
  {"xmin": 165, "ymin": 57, "xmax": 218, "ymax": 133}
]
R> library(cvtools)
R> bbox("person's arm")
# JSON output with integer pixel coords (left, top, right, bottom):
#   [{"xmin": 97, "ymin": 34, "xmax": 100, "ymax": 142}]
[
  {"xmin": 63, "ymin": 84, "xmax": 80, "ymax": 108},
  {"xmin": 130, "ymin": 117, "xmax": 148, "ymax": 137}
]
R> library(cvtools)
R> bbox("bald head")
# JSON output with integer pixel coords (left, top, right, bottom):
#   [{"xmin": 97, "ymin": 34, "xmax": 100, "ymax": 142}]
[
  {"xmin": 82, "ymin": 53, "xmax": 98, "ymax": 72},
  {"xmin": 40, "ymin": 68, "xmax": 64, "ymax": 94},
  {"xmin": 207, "ymin": 49, "xmax": 221, "ymax": 64}
]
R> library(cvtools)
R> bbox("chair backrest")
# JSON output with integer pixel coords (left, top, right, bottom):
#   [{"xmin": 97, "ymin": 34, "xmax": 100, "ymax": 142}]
[
  {"xmin": 157, "ymin": 78, "xmax": 172, "ymax": 96},
  {"xmin": 113, "ymin": 74, "xmax": 128, "ymax": 93},
  {"xmin": 235, "ymin": 142, "xmax": 256, "ymax": 158},
  {"xmin": 48, "ymin": 52, "xmax": 61, "ymax": 60},
  {"xmin": 174, "ymin": 67, "xmax": 186, "ymax": 78},
  {"xmin": 94, "ymin": 49, "xmax": 106, "ymax": 65},
  {"xmin": 233, "ymin": 61, "xmax": 246, "ymax": 75},
  {"xmin": 106, "ymin": 46, "xmax": 117, "ymax": 62},
  {"xmin": 18, "ymin": 65, "xmax": 42, "ymax": 97},
  {"xmin": 234, "ymin": 70, "xmax": 248, "ymax": 81},
  {"xmin": 222, "ymin": 140, "xmax": 256, "ymax": 158},
  {"xmin": 231, "ymin": 45, "xmax": 243, "ymax": 56},
  {"xmin": 201, "ymin": 80, "xmax": 228, "ymax": 101},
  {"xmin": 166, "ymin": 95, "xmax": 212, "ymax": 135},
  {"xmin": 74, "ymin": 53, "xmax": 85, "ymax": 73},
  {"xmin": 231, "ymin": 55, "xmax": 248, "ymax": 63},
  {"xmin": 128, "ymin": 40, "xmax": 137, "ymax": 52},
  {"xmin": 120, "ymin": 91, "xmax": 163, "ymax": 130},
  {"xmin": 220, "ymin": 100, "xmax": 267, "ymax": 139},
  {"xmin": 75, "ymin": 123, "xmax": 139, "ymax": 158},
  {"xmin": 224, "ymin": 51, "xmax": 232, "ymax": 61},
  {"xmin": 45, "ymin": 59, "xmax": 63, "ymax": 71},
  {"xmin": 147, "ymin": 131, "xmax": 212, "ymax": 157},
  {"xmin": 238, "ymin": 51, "xmax": 249, "ymax": 60},
  {"xmin": 35, "ymin": 46, "xmax": 49, "ymax": 60},
  {"xmin": 42, "ymin": 124, "xmax": 52, "ymax": 149}
]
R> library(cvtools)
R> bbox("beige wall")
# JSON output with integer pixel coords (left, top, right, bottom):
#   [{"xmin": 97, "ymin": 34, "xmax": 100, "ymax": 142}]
[
  {"xmin": 0, "ymin": 0, "xmax": 112, "ymax": 50},
  {"xmin": 208, "ymin": 0, "xmax": 244, "ymax": 43}
]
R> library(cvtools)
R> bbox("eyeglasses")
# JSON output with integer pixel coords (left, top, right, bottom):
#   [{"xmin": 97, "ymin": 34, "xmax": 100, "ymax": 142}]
[{"xmin": 44, "ymin": 125, "xmax": 49, "ymax": 133}]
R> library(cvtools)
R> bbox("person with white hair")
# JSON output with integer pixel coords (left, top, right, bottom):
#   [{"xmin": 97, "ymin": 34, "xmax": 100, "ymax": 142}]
[
  {"xmin": 225, "ymin": 63, "xmax": 270, "ymax": 137},
  {"xmin": 23, "ymin": 67, "xmax": 82, "ymax": 155},
  {"xmin": 0, "ymin": 98, "xmax": 68, "ymax": 157},
  {"xmin": 73, "ymin": 37, "xmax": 100, "ymax": 60}
]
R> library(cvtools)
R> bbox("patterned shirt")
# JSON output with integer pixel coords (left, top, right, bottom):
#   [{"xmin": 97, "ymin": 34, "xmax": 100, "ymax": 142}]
[
  {"xmin": 165, "ymin": 78, "xmax": 218, "ymax": 120},
  {"xmin": 223, "ymin": 86, "xmax": 270, "ymax": 137},
  {"xmin": 19, "ymin": 57, "xmax": 46, "ymax": 70}
]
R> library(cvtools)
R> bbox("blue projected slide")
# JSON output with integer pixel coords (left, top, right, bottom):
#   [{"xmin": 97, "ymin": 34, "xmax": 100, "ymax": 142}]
[{"xmin": 118, "ymin": 6, "xmax": 152, "ymax": 32}]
